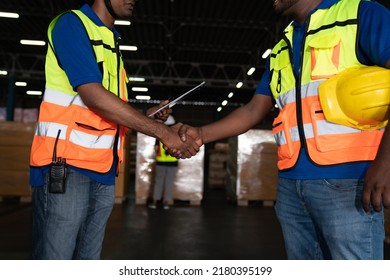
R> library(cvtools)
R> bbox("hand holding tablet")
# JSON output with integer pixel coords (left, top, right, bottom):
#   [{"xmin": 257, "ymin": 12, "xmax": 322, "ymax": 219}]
[{"xmin": 148, "ymin": 81, "xmax": 206, "ymax": 117}]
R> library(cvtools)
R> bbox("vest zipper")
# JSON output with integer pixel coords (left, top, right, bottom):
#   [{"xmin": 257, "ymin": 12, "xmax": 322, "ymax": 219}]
[
  {"xmin": 276, "ymin": 70, "xmax": 282, "ymax": 93},
  {"xmin": 295, "ymin": 18, "xmax": 311, "ymax": 163},
  {"xmin": 113, "ymin": 35, "xmax": 121, "ymax": 175}
]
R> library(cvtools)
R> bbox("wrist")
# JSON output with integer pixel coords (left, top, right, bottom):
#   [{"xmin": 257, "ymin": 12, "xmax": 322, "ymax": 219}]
[
  {"xmin": 157, "ymin": 124, "xmax": 171, "ymax": 145},
  {"xmin": 198, "ymin": 127, "xmax": 204, "ymax": 145}
]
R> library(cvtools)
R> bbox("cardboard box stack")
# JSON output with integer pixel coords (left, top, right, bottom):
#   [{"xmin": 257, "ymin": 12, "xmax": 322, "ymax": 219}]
[
  {"xmin": 0, "ymin": 121, "xmax": 35, "ymax": 200},
  {"xmin": 226, "ymin": 129, "xmax": 278, "ymax": 206},
  {"xmin": 114, "ymin": 131, "xmax": 132, "ymax": 203},
  {"xmin": 208, "ymin": 142, "xmax": 229, "ymax": 189}
]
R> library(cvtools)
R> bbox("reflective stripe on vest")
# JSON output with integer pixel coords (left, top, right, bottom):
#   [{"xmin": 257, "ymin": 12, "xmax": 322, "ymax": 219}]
[
  {"xmin": 30, "ymin": 10, "xmax": 128, "ymax": 173},
  {"xmin": 270, "ymin": 0, "xmax": 383, "ymax": 170},
  {"xmin": 42, "ymin": 88, "xmax": 87, "ymax": 108}
]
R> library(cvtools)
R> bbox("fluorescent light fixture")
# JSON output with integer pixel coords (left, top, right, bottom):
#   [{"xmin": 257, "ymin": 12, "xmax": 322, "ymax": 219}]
[
  {"xmin": 217, "ymin": 107, "xmax": 222, "ymax": 112},
  {"xmin": 115, "ymin": 20, "xmax": 131, "ymax": 26},
  {"xmin": 132, "ymin": 87, "xmax": 148, "ymax": 92},
  {"xmin": 228, "ymin": 92, "xmax": 234, "ymax": 98},
  {"xmin": 135, "ymin": 95, "xmax": 151, "ymax": 100},
  {"xmin": 129, "ymin": 77, "xmax": 145, "ymax": 82},
  {"xmin": 221, "ymin": 100, "xmax": 228, "ymax": 106},
  {"xmin": 15, "ymin": 81, "xmax": 27, "ymax": 87},
  {"xmin": 0, "ymin": 70, "xmax": 8, "ymax": 75},
  {"xmin": 247, "ymin": 67, "xmax": 256, "ymax": 76},
  {"xmin": 26, "ymin": 90, "xmax": 42, "ymax": 96},
  {"xmin": 119, "ymin": 45, "xmax": 137, "ymax": 51},
  {"xmin": 236, "ymin": 82, "xmax": 243, "ymax": 88},
  {"xmin": 262, "ymin": 49, "xmax": 272, "ymax": 59},
  {"xmin": 20, "ymin": 39, "xmax": 46, "ymax": 46},
  {"xmin": 0, "ymin": 12, "xmax": 19, "ymax": 18}
]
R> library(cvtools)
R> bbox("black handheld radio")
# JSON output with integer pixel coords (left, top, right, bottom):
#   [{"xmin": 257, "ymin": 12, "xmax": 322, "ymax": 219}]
[{"xmin": 49, "ymin": 129, "xmax": 67, "ymax": 193}]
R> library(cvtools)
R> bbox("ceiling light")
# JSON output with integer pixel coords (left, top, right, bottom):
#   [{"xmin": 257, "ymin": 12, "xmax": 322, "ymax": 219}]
[
  {"xmin": 135, "ymin": 95, "xmax": 151, "ymax": 100},
  {"xmin": 26, "ymin": 90, "xmax": 42, "ymax": 96},
  {"xmin": 115, "ymin": 20, "xmax": 131, "ymax": 26},
  {"xmin": 0, "ymin": 12, "xmax": 19, "ymax": 18},
  {"xmin": 228, "ymin": 92, "xmax": 234, "ymax": 98},
  {"xmin": 247, "ymin": 67, "xmax": 256, "ymax": 76},
  {"xmin": 0, "ymin": 70, "xmax": 7, "ymax": 75},
  {"xmin": 119, "ymin": 45, "xmax": 137, "ymax": 51},
  {"xmin": 217, "ymin": 107, "xmax": 222, "ymax": 112},
  {"xmin": 221, "ymin": 100, "xmax": 228, "ymax": 106},
  {"xmin": 262, "ymin": 49, "xmax": 272, "ymax": 59},
  {"xmin": 129, "ymin": 77, "xmax": 145, "ymax": 82},
  {"xmin": 20, "ymin": 40, "xmax": 46, "ymax": 46},
  {"xmin": 132, "ymin": 87, "xmax": 148, "ymax": 92},
  {"xmin": 236, "ymin": 82, "xmax": 243, "ymax": 88},
  {"xmin": 15, "ymin": 81, "xmax": 27, "ymax": 87}
]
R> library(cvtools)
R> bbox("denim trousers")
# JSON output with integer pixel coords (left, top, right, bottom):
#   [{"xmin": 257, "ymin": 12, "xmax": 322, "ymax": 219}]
[
  {"xmin": 275, "ymin": 178, "xmax": 384, "ymax": 260},
  {"xmin": 31, "ymin": 169, "xmax": 115, "ymax": 260}
]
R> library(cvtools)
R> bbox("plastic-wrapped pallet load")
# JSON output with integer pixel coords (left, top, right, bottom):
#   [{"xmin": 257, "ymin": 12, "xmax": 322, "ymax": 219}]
[
  {"xmin": 135, "ymin": 132, "xmax": 204, "ymax": 205},
  {"xmin": 227, "ymin": 129, "xmax": 277, "ymax": 206}
]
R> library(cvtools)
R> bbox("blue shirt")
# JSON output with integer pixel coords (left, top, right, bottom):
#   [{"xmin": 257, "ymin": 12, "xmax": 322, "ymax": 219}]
[
  {"xmin": 30, "ymin": 4, "xmax": 121, "ymax": 186},
  {"xmin": 255, "ymin": 0, "xmax": 390, "ymax": 180}
]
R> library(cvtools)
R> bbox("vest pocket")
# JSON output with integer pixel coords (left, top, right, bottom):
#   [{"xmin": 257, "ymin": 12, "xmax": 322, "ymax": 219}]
[
  {"xmin": 307, "ymin": 33, "xmax": 341, "ymax": 80},
  {"xmin": 270, "ymin": 52, "xmax": 294, "ymax": 97},
  {"xmin": 272, "ymin": 109, "xmax": 294, "ymax": 160},
  {"xmin": 309, "ymin": 101, "xmax": 382, "ymax": 152}
]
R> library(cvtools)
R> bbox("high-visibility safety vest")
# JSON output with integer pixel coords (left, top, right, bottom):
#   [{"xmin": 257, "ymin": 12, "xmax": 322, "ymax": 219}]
[
  {"xmin": 156, "ymin": 142, "xmax": 178, "ymax": 163},
  {"xmin": 30, "ymin": 10, "xmax": 129, "ymax": 173},
  {"xmin": 270, "ymin": 0, "xmax": 384, "ymax": 170}
]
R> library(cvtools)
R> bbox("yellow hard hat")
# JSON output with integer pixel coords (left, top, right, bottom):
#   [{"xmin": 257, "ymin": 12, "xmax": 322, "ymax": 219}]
[{"xmin": 318, "ymin": 66, "xmax": 390, "ymax": 130}]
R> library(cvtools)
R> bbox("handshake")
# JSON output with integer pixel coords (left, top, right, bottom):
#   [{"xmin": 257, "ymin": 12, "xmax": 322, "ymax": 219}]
[
  {"xmin": 162, "ymin": 123, "xmax": 203, "ymax": 159},
  {"xmin": 148, "ymin": 99, "xmax": 205, "ymax": 159}
]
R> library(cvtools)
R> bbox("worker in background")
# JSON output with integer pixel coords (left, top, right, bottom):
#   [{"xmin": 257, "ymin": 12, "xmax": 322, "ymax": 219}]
[
  {"xmin": 149, "ymin": 116, "xmax": 179, "ymax": 210},
  {"xmin": 175, "ymin": 0, "xmax": 390, "ymax": 259},
  {"xmin": 29, "ymin": 0, "xmax": 199, "ymax": 260}
]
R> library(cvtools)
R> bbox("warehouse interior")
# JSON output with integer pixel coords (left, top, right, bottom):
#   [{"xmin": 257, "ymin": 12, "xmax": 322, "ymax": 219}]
[{"xmin": 1, "ymin": 0, "xmax": 390, "ymax": 260}]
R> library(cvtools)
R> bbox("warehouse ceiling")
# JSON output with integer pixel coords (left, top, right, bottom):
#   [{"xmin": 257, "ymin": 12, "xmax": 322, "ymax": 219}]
[
  {"xmin": 0, "ymin": 0, "xmax": 291, "ymax": 108},
  {"xmin": 0, "ymin": 0, "xmax": 389, "ymax": 121}
]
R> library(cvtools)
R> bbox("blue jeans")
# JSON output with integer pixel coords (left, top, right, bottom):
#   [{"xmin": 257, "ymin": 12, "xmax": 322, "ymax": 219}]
[
  {"xmin": 275, "ymin": 178, "xmax": 384, "ymax": 260},
  {"xmin": 31, "ymin": 169, "xmax": 115, "ymax": 260}
]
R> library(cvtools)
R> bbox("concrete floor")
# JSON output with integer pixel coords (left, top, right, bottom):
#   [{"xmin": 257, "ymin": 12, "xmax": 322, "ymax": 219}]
[{"xmin": 0, "ymin": 187, "xmax": 389, "ymax": 260}]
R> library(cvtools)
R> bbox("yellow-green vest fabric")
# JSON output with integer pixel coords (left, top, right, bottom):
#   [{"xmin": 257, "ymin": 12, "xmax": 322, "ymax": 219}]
[
  {"xmin": 156, "ymin": 142, "xmax": 178, "ymax": 163},
  {"xmin": 269, "ymin": 0, "xmax": 383, "ymax": 170},
  {"xmin": 30, "ymin": 10, "xmax": 129, "ymax": 173}
]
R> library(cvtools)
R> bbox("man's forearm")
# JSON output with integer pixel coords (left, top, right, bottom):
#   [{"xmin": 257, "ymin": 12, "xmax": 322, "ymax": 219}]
[{"xmin": 77, "ymin": 82, "xmax": 171, "ymax": 142}]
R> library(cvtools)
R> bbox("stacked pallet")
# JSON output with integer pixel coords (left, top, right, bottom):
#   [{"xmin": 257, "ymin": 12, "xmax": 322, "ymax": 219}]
[
  {"xmin": 226, "ymin": 129, "xmax": 278, "ymax": 206},
  {"xmin": 114, "ymin": 131, "xmax": 133, "ymax": 203},
  {"xmin": 0, "ymin": 121, "xmax": 35, "ymax": 201},
  {"xmin": 135, "ymin": 132, "xmax": 204, "ymax": 206},
  {"xmin": 208, "ymin": 143, "xmax": 229, "ymax": 189}
]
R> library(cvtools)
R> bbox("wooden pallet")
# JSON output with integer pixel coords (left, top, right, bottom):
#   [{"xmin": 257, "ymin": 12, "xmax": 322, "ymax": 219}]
[
  {"xmin": 237, "ymin": 199, "xmax": 275, "ymax": 207},
  {"xmin": 136, "ymin": 198, "xmax": 202, "ymax": 206},
  {"xmin": 174, "ymin": 199, "xmax": 202, "ymax": 206},
  {"xmin": 0, "ymin": 196, "xmax": 32, "ymax": 203}
]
